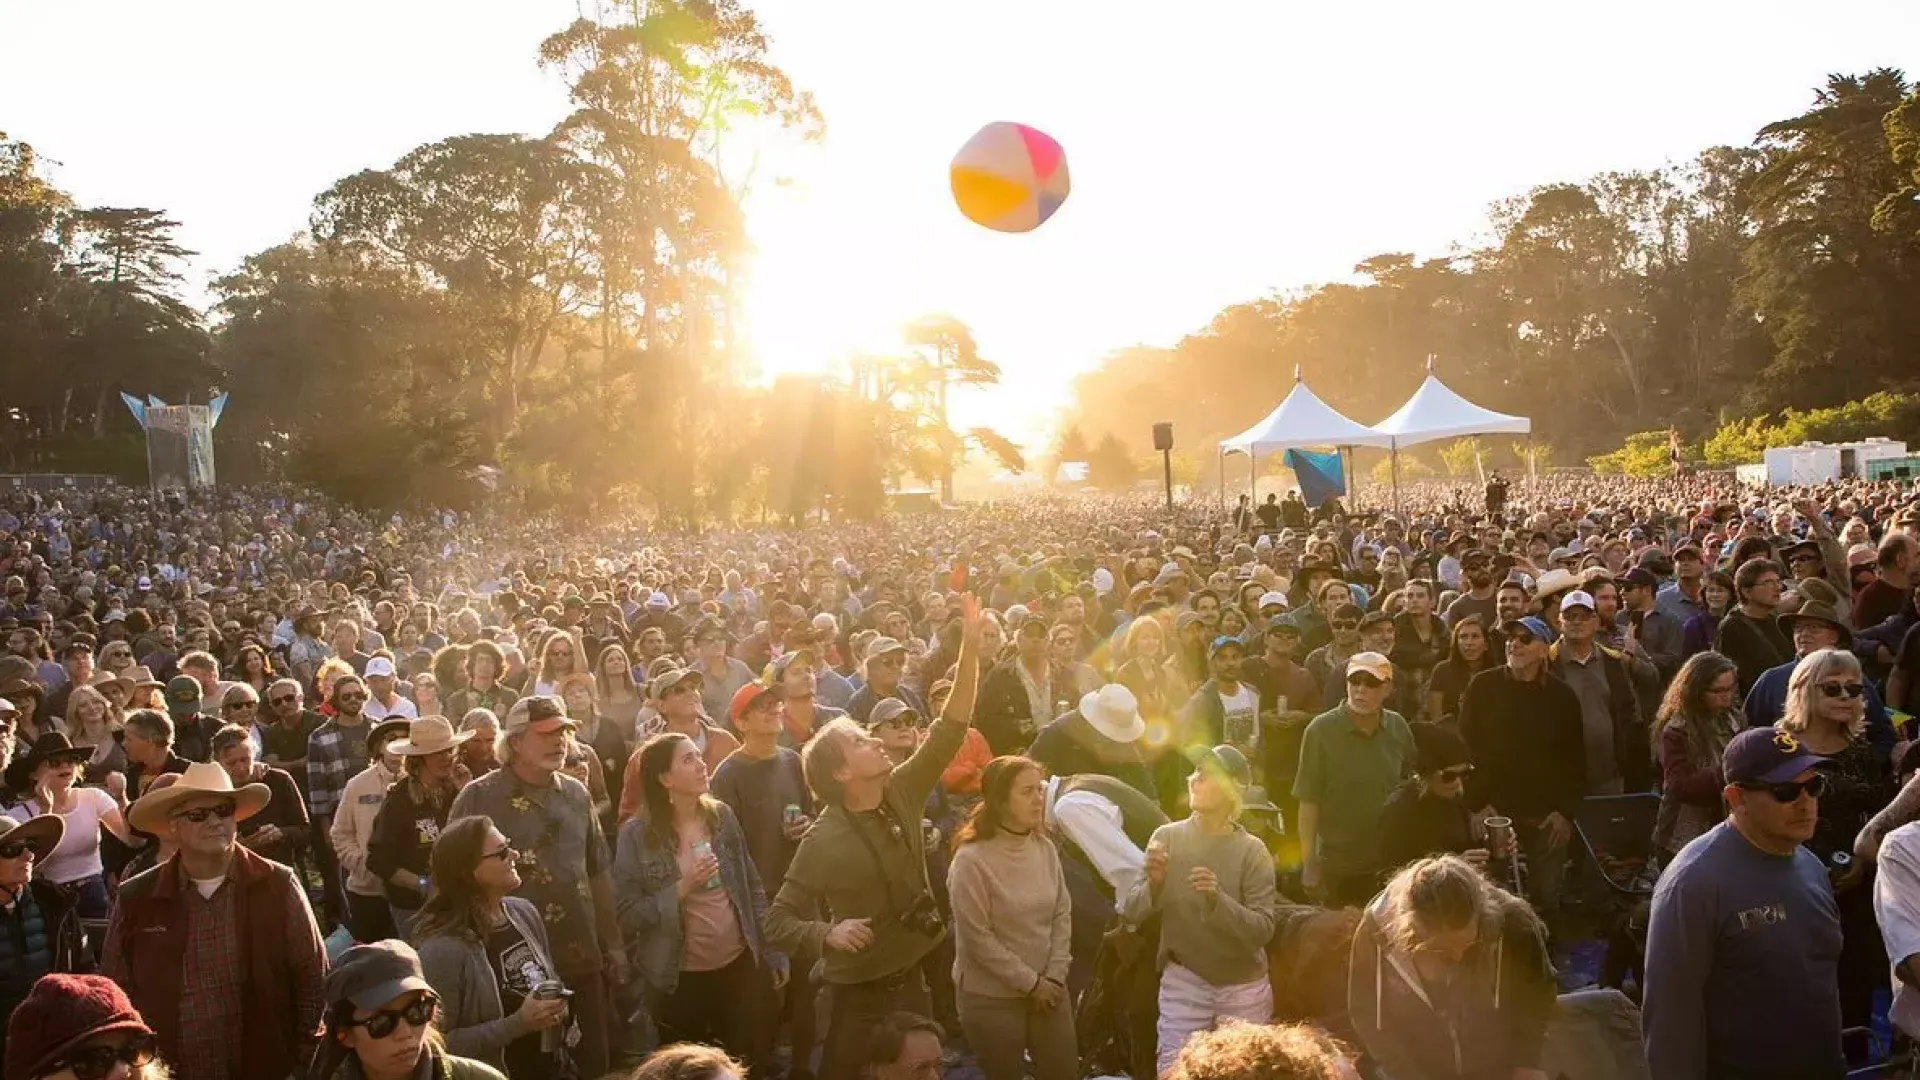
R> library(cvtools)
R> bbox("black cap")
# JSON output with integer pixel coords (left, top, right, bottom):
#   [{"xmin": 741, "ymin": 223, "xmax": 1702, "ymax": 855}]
[{"xmin": 325, "ymin": 940, "xmax": 433, "ymax": 1010}]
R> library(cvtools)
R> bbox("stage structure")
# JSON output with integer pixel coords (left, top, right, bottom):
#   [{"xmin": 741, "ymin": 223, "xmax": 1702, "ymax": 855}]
[{"xmin": 120, "ymin": 392, "xmax": 229, "ymax": 490}]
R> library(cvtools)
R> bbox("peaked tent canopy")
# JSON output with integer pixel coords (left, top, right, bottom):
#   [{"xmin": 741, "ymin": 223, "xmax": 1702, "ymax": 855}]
[
  {"xmin": 1219, "ymin": 377, "xmax": 1398, "ymax": 454},
  {"xmin": 1372, "ymin": 371, "xmax": 1530, "ymax": 448}
]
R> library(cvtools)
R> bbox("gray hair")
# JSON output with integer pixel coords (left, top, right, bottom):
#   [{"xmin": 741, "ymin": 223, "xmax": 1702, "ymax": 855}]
[
  {"xmin": 267, "ymin": 678, "xmax": 302, "ymax": 702},
  {"xmin": 1779, "ymin": 647, "xmax": 1865, "ymax": 739},
  {"xmin": 124, "ymin": 708, "xmax": 173, "ymax": 745}
]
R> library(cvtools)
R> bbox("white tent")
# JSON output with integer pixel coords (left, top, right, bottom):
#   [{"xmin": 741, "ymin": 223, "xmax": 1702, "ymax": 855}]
[
  {"xmin": 1217, "ymin": 373, "xmax": 1396, "ymax": 502},
  {"xmin": 1371, "ymin": 360, "xmax": 1534, "ymax": 507},
  {"xmin": 1372, "ymin": 370, "xmax": 1530, "ymax": 447}
]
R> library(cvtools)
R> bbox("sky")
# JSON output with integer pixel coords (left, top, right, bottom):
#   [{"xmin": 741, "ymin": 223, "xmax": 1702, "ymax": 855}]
[{"xmin": 6, "ymin": 0, "xmax": 1918, "ymax": 451}]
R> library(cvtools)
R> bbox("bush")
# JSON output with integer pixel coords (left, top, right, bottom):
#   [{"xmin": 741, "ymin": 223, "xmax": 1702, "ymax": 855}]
[
  {"xmin": 1702, "ymin": 391, "xmax": 1920, "ymax": 466},
  {"xmin": 1589, "ymin": 431, "xmax": 1689, "ymax": 477}
]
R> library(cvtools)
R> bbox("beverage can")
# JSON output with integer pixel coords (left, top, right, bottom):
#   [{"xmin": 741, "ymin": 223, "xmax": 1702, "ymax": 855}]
[
  {"xmin": 783, "ymin": 803, "xmax": 804, "ymax": 828},
  {"xmin": 692, "ymin": 840, "xmax": 721, "ymax": 890}
]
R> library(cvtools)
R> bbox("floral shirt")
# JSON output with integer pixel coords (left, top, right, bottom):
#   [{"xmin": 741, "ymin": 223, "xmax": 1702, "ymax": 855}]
[{"xmin": 449, "ymin": 766, "xmax": 611, "ymax": 975}]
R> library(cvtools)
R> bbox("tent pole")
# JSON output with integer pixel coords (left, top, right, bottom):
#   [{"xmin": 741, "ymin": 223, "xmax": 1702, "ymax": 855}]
[
  {"xmin": 1218, "ymin": 450, "xmax": 1225, "ymax": 508},
  {"xmin": 1527, "ymin": 433, "xmax": 1538, "ymax": 487},
  {"xmin": 1250, "ymin": 451, "xmax": 1258, "ymax": 507},
  {"xmin": 1392, "ymin": 442, "xmax": 1401, "ymax": 514}
]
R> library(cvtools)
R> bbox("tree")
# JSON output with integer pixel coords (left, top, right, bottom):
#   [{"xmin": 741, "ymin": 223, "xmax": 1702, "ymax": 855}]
[
  {"xmin": 1048, "ymin": 424, "xmax": 1092, "ymax": 482},
  {"xmin": 902, "ymin": 314, "xmax": 1004, "ymax": 501},
  {"xmin": 1437, "ymin": 438, "xmax": 1482, "ymax": 478},
  {"xmin": 1087, "ymin": 433, "xmax": 1139, "ymax": 490}
]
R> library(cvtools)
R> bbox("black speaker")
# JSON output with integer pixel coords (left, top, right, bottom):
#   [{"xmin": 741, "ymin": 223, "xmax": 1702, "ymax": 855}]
[{"xmin": 1152, "ymin": 422, "xmax": 1173, "ymax": 452}]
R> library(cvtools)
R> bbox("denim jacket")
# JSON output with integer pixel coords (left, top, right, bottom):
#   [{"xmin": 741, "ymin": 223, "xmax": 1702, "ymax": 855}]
[{"xmin": 613, "ymin": 799, "xmax": 786, "ymax": 997}]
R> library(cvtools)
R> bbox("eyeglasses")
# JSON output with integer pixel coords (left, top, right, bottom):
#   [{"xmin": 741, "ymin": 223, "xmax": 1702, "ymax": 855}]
[
  {"xmin": 336, "ymin": 693, "xmax": 367, "ymax": 705},
  {"xmin": 171, "ymin": 801, "xmax": 238, "ymax": 824},
  {"xmin": 1818, "ymin": 682, "xmax": 1865, "ymax": 700},
  {"xmin": 43, "ymin": 1034, "xmax": 159, "ymax": 1080},
  {"xmin": 271, "ymin": 694, "xmax": 299, "ymax": 706},
  {"xmin": 0, "ymin": 842, "xmax": 30, "ymax": 860},
  {"xmin": 481, "ymin": 845, "xmax": 518, "ymax": 863},
  {"xmin": 347, "ymin": 994, "xmax": 438, "ymax": 1039},
  {"xmin": 1330, "ymin": 620, "xmax": 1359, "ymax": 631},
  {"xmin": 1738, "ymin": 773, "xmax": 1829, "ymax": 803},
  {"xmin": 225, "ymin": 701, "xmax": 257, "ymax": 711},
  {"xmin": 1437, "ymin": 766, "xmax": 1473, "ymax": 782}
]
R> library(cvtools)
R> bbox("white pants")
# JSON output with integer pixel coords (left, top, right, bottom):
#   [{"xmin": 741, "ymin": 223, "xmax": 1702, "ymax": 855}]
[{"xmin": 1154, "ymin": 962, "xmax": 1274, "ymax": 1075}]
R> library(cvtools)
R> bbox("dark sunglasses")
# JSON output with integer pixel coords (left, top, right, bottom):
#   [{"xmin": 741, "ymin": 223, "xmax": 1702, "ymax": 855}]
[
  {"xmin": 1818, "ymin": 682, "xmax": 1865, "ymax": 700},
  {"xmin": 171, "ymin": 801, "xmax": 238, "ymax": 824},
  {"xmin": 270, "ymin": 694, "xmax": 299, "ymax": 706},
  {"xmin": 1437, "ymin": 766, "xmax": 1474, "ymax": 782},
  {"xmin": 0, "ymin": 841, "xmax": 30, "ymax": 859},
  {"xmin": 481, "ymin": 845, "xmax": 519, "ymax": 863},
  {"xmin": 336, "ymin": 693, "xmax": 367, "ymax": 705},
  {"xmin": 225, "ymin": 700, "xmax": 258, "ymax": 711},
  {"xmin": 348, "ymin": 994, "xmax": 438, "ymax": 1039},
  {"xmin": 1330, "ymin": 620, "xmax": 1360, "ymax": 631},
  {"xmin": 45, "ymin": 1034, "xmax": 159, "ymax": 1080},
  {"xmin": 1738, "ymin": 773, "xmax": 1829, "ymax": 803}
]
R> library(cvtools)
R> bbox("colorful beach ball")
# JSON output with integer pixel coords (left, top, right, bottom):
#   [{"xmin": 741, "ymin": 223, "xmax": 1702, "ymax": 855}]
[{"xmin": 949, "ymin": 122, "xmax": 1070, "ymax": 233}]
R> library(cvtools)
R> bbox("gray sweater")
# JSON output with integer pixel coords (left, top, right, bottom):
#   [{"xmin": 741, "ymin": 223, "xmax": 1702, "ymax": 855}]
[
  {"xmin": 414, "ymin": 897, "xmax": 565, "ymax": 1073},
  {"xmin": 1642, "ymin": 821, "xmax": 1845, "ymax": 1080},
  {"xmin": 1119, "ymin": 816, "xmax": 1277, "ymax": 986}
]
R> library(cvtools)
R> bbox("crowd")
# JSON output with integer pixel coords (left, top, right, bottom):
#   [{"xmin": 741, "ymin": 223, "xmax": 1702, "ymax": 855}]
[{"xmin": 0, "ymin": 472, "xmax": 1917, "ymax": 1080}]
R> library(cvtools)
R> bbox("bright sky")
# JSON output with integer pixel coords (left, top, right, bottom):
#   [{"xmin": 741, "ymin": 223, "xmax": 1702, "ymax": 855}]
[{"xmin": 6, "ymin": 0, "xmax": 1917, "ymax": 451}]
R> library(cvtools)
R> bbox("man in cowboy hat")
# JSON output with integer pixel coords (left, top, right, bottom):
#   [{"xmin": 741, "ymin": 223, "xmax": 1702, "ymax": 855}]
[
  {"xmin": 1030, "ymin": 683, "xmax": 1156, "ymax": 799},
  {"xmin": 103, "ymin": 761, "xmax": 327, "ymax": 1080},
  {"xmin": 0, "ymin": 813, "xmax": 68, "ymax": 1052},
  {"xmin": 1743, "ymin": 602, "xmax": 1896, "ymax": 757}
]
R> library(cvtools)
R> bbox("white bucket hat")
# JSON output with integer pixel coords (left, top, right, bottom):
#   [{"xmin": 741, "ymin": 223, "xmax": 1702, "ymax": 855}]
[{"xmin": 1078, "ymin": 684, "xmax": 1145, "ymax": 743}]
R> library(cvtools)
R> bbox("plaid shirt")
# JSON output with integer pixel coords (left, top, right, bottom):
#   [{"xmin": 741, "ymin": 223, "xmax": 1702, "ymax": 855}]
[{"xmin": 306, "ymin": 716, "xmax": 373, "ymax": 819}]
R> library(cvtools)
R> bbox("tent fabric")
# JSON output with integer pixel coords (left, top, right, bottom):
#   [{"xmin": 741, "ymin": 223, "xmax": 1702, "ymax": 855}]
[
  {"xmin": 1219, "ymin": 381, "xmax": 1399, "ymax": 454},
  {"xmin": 1372, "ymin": 374, "xmax": 1530, "ymax": 448},
  {"xmin": 1282, "ymin": 449, "xmax": 1345, "ymax": 507}
]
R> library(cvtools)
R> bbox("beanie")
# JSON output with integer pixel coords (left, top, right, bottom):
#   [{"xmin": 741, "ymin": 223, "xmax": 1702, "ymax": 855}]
[{"xmin": 5, "ymin": 974, "xmax": 153, "ymax": 1080}]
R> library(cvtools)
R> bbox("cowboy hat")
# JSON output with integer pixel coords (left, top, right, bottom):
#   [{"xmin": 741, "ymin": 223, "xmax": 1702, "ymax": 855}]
[
  {"xmin": 0, "ymin": 812, "xmax": 64, "ymax": 857},
  {"xmin": 1778, "ymin": 602, "xmax": 1853, "ymax": 647},
  {"xmin": 386, "ymin": 715, "xmax": 475, "ymax": 757},
  {"xmin": 1531, "ymin": 568, "xmax": 1582, "ymax": 600},
  {"xmin": 17, "ymin": 733, "xmax": 88, "ymax": 775},
  {"xmin": 126, "ymin": 760, "xmax": 270, "ymax": 835},
  {"xmin": 1078, "ymin": 684, "xmax": 1146, "ymax": 743}
]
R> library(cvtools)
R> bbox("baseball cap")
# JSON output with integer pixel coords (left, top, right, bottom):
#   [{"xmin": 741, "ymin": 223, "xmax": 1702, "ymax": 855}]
[
  {"xmin": 1559, "ymin": 590, "xmax": 1595, "ymax": 613},
  {"xmin": 1723, "ymin": 727, "xmax": 1829, "ymax": 786},
  {"xmin": 866, "ymin": 636, "xmax": 909, "ymax": 657},
  {"xmin": 1622, "ymin": 567, "xmax": 1660, "ymax": 591},
  {"xmin": 865, "ymin": 697, "xmax": 921, "ymax": 730},
  {"xmin": 769, "ymin": 650, "xmax": 814, "ymax": 683},
  {"xmin": 1192, "ymin": 744, "xmax": 1278, "ymax": 813},
  {"xmin": 164, "ymin": 675, "xmax": 202, "ymax": 716},
  {"xmin": 502, "ymin": 694, "xmax": 572, "ymax": 735},
  {"xmin": 1346, "ymin": 651, "xmax": 1393, "ymax": 681},
  {"xmin": 326, "ymin": 940, "xmax": 434, "ymax": 1012},
  {"xmin": 1257, "ymin": 591, "xmax": 1288, "ymax": 611},
  {"xmin": 649, "ymin": 668, "xmax": 703, "ymax": 699},
  {"xmin": 363, "ymin": 656, "xmax": 397, "ymax": 679},
  {"xmin": 728, "ymin": 681, "xmax": 780, "ymax": 726},
  {"xmin": 1501, "ymin": 616, "xmax": 1555, "ymax": 644},
  {"xmin": 1209, "ymin": 635, "xmax": 1245, "ymax": 656}
]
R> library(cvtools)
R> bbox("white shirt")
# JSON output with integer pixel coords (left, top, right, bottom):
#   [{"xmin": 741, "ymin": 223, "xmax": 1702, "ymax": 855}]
[
  {"xmin": 1875, "ymin": 821, "xmax": 1920, "ymax": 1037},
  {"xmin": 363, "ymin": 693, "xmax": 418, "ymax": 722},
  {"xmin": 1217, "ymin": 683, "xmax": 1259, "ymax": 749},
  {"xmin": 1043, "ymin": 776, "xmax": 1145, "ymax": 907}
]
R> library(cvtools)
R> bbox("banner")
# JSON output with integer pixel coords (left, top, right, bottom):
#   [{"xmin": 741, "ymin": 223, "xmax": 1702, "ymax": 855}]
[
  {"xmin": 1283, "ymin": 448, "xmax": 1346, "ymax": 508},
  {"xmin": 144, "ymin": 405, "xmax": 216, "ymax": 489}
]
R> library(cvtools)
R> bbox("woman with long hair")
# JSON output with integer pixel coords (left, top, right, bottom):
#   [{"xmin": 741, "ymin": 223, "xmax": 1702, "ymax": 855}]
[
  {"xmin": 947, "ymin": 756, "xmax": 1076, "ymax": 1080},
  {"xmin": 612, "ymin": 732, "xmax": 783, "ymax": 1065},
  {"xmin": 96, "ymin": 640, "xmax": 136, "ymax": 677},
  {"xmin": 6, "ymin": 732, "xmax": 140, "ymax": 920},
  {"xmin": 1778, "ymin": 647, "xmax": 1895, "ymax": 1038},
  {"xmin": 1680, "ymin": 569, "xmax": 1738, "ymax": 659},
  {"xmin": 1346, "ymin": 855, "xmax": 1557, "ymax": 1080},
  {"xmin": 531, "ymin": 632, "xmax": 581, "ymax": 698},
  {"xmin": 413, "ymin": 816, "xmax": 570, "ymax": 1078},
  {"xmin": 410, "ymin": 672, "xmax": 442, "ymax": 719},
  {"xmin": 433, "ymin": 643, "xmax": 471, "ymax": 699},
  {"xmin": 234, "ymin": 642, "xmax": 275, "ymax": 696},
  {"xmin": 594, "ymin": 644, "xmax": 645, "ymax": 740},
  {"xmin": 628, "ymin": 1044, "xmax": 748, "ymax": 1080},
  {"xmin": 64, "ymin": 684, "xmax": 128, "ymax": 781},
  {"xmin": 1651, "ymin": 651, "xmax": 1744, "ymax": 860},
  {"xmin": 1116, "ymin": 615, "xmax": 1183, "ymax": 727},
  {"xmin": 1424, "ymin": 615, "xmax": 1493, "ymax": 730},
  {"xmin": 367, "ymin": 716, "xmax": 472, "ymax": 931},
  {"xmin": 312, "ymin": 939, "xmax": 507, "ymax": 1080}
]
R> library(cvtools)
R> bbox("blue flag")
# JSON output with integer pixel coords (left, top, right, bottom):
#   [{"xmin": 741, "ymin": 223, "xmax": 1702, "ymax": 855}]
[{"xmin": 1283, "ymin": 448, "xmax": 1346, "ymax": 507}]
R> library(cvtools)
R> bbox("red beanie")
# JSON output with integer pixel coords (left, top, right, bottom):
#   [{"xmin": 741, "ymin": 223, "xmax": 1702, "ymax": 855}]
[{"xmin": 5, "ymin": 974, "xmax": 153, "ymax": 1080}]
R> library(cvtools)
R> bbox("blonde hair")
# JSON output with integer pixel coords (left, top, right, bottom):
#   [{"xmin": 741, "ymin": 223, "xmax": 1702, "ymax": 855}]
[
  {"xmin": 1164, "ymin": 1020, "xmax": 1351, "ymax": 1080},
  {"xmin": 1779, "ymin": 647, "xmax": 1866, "ymax": 739},
  {"xmin": 64, "ymin": 685, "xmax": 117, "ymax": 742},
  {"xmin": 1374, "ymin": 855, "xmax": 1515, "ymax": 955}
]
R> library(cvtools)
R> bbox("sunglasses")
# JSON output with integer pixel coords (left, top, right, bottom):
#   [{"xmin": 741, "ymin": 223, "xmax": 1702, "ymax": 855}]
[
  {"xmin": 1738, "ymin": 773, "xmax": 1829, "ymax": 803},
  {"xmin": 45, "ymin": 1034, "xmax": 159, "ymax": 1080},
  {"xmin": 481, "ymin": 845, "xmax": 519, "ymax": 863},
  {"xmin": 348, "ymin": 994, "xmax": 438, "ymax": 1039},
  {"xmin": 171, "ymin": 801, "xmax": 238, "ymax": 824},
  {"xmin": 271, "ymin": 694, "xmax": 298, "ymax": 706},
  {"xmin": 225, "ymin": 700, "xmax": 257, "ymax": 711},
  {"xmin": 1330, "ymin": 620, "xmax": 1359, "ymax": 631},
  {"xmin": 0, "ymin": 841, "xmax": 30, "ymax": 859},
  {"xmin": 1818, "ymin": 682, "xmax": 1865, "ymax": 700},
  {"xmin": 336, "ymin": 693, "xmax": 367, "ymax": 705},
  {"xmin": 1437, "ymin": 766, "xmax": 1474, "ymax": 782}
]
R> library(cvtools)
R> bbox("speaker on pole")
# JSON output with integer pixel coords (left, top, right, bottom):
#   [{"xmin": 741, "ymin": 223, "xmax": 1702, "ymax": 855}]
[
  {"xmin": 1153, "ymin": 423, "xmax": 1174, "ymax": 511},
  {"xmin": 1152, "ymin": 423, "xmax": 1173, "ymax": 452}
]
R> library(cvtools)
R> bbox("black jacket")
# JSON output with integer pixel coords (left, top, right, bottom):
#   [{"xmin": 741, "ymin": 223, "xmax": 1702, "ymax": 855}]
[{"xmin": 1459, "ymin": 667, "xmax": 1585, "ymax": 822}]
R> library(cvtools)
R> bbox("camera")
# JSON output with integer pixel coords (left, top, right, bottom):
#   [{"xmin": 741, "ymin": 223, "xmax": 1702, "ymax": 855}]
[{"xmin": 898, "ymin": 892, "xmax": 946, "ymax": 938}]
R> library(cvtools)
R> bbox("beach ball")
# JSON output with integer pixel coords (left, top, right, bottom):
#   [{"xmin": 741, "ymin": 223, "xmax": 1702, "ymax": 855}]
[{"xmin": 949, "ymin": 122, "xmax": 1070, "ymax": 233}]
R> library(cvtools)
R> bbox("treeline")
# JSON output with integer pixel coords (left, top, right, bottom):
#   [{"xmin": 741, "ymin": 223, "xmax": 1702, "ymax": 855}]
[
  {"xmin": 1060, "ymin": 69, "xmax": 1920, "ymax": 475},
  {"xmin": 0, "ymin": 1, "xmax": 1017, "ymax": 519}
]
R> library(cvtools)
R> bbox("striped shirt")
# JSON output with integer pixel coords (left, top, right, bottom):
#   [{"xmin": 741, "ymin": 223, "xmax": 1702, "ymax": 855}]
[{"xmin": 305, "ymin": 716, "xmax": 373, "ymax": 818}]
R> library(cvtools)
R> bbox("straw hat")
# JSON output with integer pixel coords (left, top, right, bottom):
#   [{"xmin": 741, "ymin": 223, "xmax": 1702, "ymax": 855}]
[
  {"xmin": 386, "ymin": 715, "xmax": 474, "ymax": 757},
  {"xmin": 1078, "ymin": 684, "xmax": 1146, "ymax": 743},
  {"xmin": 126, "ymin": 761, "xmax": 270, "ymax": 835},
  {"xmin": 0, "ymin": 813, "xmax": 65, "ymax": 859}
]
